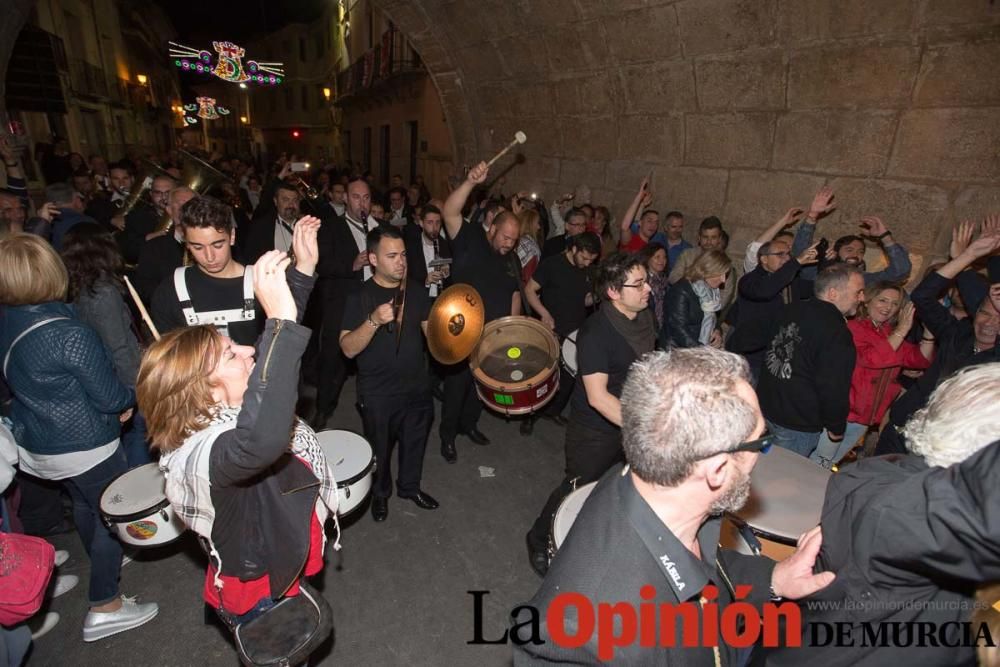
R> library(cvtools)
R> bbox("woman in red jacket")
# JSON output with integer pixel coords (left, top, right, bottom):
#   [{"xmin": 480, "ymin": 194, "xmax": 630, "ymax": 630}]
[{"xmin": 812, "ymin": 281, "xmax": 934, "ymax": 467}]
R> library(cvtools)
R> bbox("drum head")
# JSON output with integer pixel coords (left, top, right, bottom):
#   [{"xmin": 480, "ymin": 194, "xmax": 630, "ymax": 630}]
[
  {"xmin": 316, "ymin": 430, "xmax": 374, "ymax": 486},
  {"xmin": 471, "ymin": 316, "xmax": 559, "ymax": 390},
  {"xmin": 100, "ymin": 463, "xmax": 166, "ymax": 518},
  {"xmin": 732, "ymin": 445, "xmax": 831, "ymax": 544},
  {"xmin": 552, "ymin": 482, "xmax": 596, "ymax": 550},
  {"xmin": 561, "ymin": 330, "xmax": 578, "ymax": 375}
]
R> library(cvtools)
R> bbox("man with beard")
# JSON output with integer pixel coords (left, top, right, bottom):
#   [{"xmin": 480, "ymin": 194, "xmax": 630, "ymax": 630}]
[
  {"xmin": 112, "ymin": 169, "xmax": 174, "ymax": 265},
  {"xmin": 404, "ymin": 204, "xmax": 451, "ymax": 301},
  {"xmin": 670, "ymin": 216, "xmax": 742, "ymax": 313},
  {"xmin": 525, "ymin": 253, "xmax": 656, "ymax": 575},
  {"xmin": 340, "ymin": 226, "xmax": 439, "ymax": 522},
  {"xmin": 150, "ymin": 195, "xmax": 320, "ymax": 346},
  {"xmin": 514, "ymin": 347, "xmax": 835, "ymax": 665},
  {"xmin": 313, "ymin": 177, "xmax": 384, "ymax": 429},
  {"xmin": 243, "ymin": 182, "xmax": 305, "ymax": 263},
  {"xmin": 755, "ymin": 264, "xmax": 864, "ymax": 459},
  {"xmin": 438, "ymin": 161, "xmax": 521, "ymax": 462}
]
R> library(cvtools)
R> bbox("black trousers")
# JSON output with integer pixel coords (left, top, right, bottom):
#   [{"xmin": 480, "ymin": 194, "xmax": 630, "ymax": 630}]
[
  {"xmin": 316, "ymin": 304, "xmax": 353, "ymax": 415},
  {"xmin": 360, "ymin": 393, "xmax": 433, "ymax": 498},
  {"xmin": 527, "ymin": 419, "xmax": 622, "ymax": 552},
  {"xmin": 16, "ymin": 472, "xmax": 66, "ymax": 536},
  {"xmin": 439, "ymin": 362, "xmax": 482, "ymax": 444},
  {"xmin": 542, "ymin": 368, "xmax": 576, "ymax": 417}
]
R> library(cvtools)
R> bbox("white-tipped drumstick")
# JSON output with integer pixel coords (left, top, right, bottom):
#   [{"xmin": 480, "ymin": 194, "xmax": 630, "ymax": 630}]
[
  {"xmin": 123, "ymin": 276, "xmax": 161, "ymax": 341},
  {"xmin": 485, "ymin": 131, "xmax": 527, "ymax": 167}
]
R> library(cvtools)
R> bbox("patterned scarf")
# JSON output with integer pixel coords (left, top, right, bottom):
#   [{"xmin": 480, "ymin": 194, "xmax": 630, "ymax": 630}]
[{"xmin": 690, "ymin": 280, "xmax": 722, "ymax": 345}]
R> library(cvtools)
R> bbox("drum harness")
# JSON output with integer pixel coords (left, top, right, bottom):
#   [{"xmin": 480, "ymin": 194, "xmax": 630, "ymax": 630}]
[{"xmin": 172, "ymin": 265, "xmax": 255, "ymax": 339}]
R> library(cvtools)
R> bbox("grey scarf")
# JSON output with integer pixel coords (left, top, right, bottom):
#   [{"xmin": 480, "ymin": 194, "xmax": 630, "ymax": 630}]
[{"xmin": 602, "ymin": 301, "xmax": 656, "ymax": 358}]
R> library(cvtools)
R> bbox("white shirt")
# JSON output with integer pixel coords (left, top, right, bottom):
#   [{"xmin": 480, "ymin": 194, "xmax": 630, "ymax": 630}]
[
  {"xmin": 274, "ymin": 216, "xmax": 295, "ymax": 254},
  {"xmin": 422, "ymin": 234, "xmax": 440, "ymax": 298},
  {"xmin": 346, "ymin": 213, "xmax": 379, "ymax": 281},
  {"xmin": 18, "ymin": 439, "xmax": 120, "ymax": 481},
  {"xmin": 331, "ymin": 202, "xmax": 345, "ymax": 217}
]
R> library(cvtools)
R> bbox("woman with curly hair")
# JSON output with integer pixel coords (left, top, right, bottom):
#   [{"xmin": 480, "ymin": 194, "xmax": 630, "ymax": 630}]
[{"xmin": 61, "ymin": 223, "xmax": 147, "ymax": 467}]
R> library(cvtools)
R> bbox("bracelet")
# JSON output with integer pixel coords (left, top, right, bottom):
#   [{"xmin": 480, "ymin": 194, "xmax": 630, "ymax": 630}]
[
  {"xmin": 366, "ymin": 315, "xmax": 379, "ymax": 329},
  {"xmin": 876, "ymin": 231, "xmax": 892, "ymax": 240}
]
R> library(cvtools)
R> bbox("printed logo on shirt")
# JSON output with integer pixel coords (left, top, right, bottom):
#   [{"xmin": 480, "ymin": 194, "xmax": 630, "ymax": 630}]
[
  {"xmin": 659, "ymin": 554, "xmax": 686, "ymax": 591},
  {"xmin": 766, "ymin": 322, "xmax": 802, "ymax": 380}
]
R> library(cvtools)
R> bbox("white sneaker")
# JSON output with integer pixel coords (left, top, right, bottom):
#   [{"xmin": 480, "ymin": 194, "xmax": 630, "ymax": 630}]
[
  {"xmin": 54, "ymin": 550, "xmax": 69, "ymax": 567},
  {"xmin": 30, "ymin": 611, "xmax": 60, "ymax": 640},
  {"xmin": 82, "ymin": 595, "xmax": 158, "ymax": 642},
  {"xmin": 51, "ymin": 574, "xmax": 79, "ymax": 598}
]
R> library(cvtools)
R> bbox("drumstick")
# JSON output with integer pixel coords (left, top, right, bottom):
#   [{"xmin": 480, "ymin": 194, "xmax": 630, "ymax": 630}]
[
  {"xmin": 123, "ymin": 276, "xmax": 161, "ymax": 341},
  {"xmin": 485, "ymin": 131, "xmax": 527, "ymax": 168}
]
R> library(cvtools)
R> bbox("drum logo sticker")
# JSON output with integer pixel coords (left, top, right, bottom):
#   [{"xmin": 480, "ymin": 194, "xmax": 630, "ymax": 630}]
[
  {"xmin": 493, "ymin": 393, "xmax": 514, "ymax": 406},
  {"xmin": 507, "ymin": 347, "xmax": 521, "ymax": 359},
  {"xmin": 126, "ymin": 520, "xmax": 158, "ymax": 540},
  {"xmin": 536, "ymin": 385, "xmax": 549, "ymax": 398}
]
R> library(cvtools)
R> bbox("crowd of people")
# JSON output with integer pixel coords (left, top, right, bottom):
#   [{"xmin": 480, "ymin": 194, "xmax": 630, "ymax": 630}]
[{"xmin": 1, "ymin": 130, "xmax": 999, "ymax": 666}]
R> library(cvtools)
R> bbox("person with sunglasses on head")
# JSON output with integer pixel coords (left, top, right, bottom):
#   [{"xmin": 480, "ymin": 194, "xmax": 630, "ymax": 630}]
[
  {"xmin": 514, "ymin": 347, "xmax": 834, "ymax": 665},
  {"xmin": 524, "ymin": 252, "xmax": 656, "ymax": 577}
]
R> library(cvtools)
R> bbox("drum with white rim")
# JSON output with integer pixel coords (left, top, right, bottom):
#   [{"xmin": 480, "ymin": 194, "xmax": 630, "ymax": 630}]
[
  {"xmin": 316, "ymin": 429, "xmax": 375, "ymax": 516},
  {"xmin": 561, "ymin": 330, "xmax": 579, "ymax": 378},
  {"xmin": 100, "ymin": 463, "xmax": 186, "ymax": 547},
  {"xmin": 724, "ymin": 444, "xmax": 831, "ymax": 560},
  {"xmin": 550, "ymin": 481, "xmax": 596, "ymax": 556}
]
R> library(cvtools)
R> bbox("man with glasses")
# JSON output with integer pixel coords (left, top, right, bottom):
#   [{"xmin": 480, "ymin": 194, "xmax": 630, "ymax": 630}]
[
  {"xmin": 542, "ymin": 207, "xmax": 587, "ymax": 259},
  {"xmin": 515, "ymin": 347, "xmax": 834, "ymax": 664},
  {"xmin": 117, "ymin": 173, "xmax": 176, "ymax": 265},
  {"xmin": 525, "ymin": 252, "xmax": 656, "ymax": 576}
]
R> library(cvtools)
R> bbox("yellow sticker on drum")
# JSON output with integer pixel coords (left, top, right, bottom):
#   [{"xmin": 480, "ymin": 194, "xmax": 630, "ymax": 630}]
[{"xmin": 507, "ymin": 346, "xmax": 521, "ymax": 359}]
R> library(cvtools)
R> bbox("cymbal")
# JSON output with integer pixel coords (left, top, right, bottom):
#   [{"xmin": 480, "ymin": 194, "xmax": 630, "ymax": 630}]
[{"xmin": 426, "ymin": 283, "xmax": 485, "ymax": 365}]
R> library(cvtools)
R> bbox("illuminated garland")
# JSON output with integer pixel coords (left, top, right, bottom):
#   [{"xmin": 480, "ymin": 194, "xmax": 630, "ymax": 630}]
[
  {"xmin": 180, "ymin": 97, "xmax": 231, "ymax": 126},
  {"xmin": 168, "ymin": 40, "xmax": 284, "ymax": 85}
]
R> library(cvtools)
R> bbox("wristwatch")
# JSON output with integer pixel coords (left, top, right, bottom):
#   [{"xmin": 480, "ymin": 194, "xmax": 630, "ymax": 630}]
[
  {"xmin": 876, "ymin": 231, "xmax": 892, "ymax": 240},
  {"xmin": 366, "ymin": 315, "xmax": 379, "ymax": 329}
]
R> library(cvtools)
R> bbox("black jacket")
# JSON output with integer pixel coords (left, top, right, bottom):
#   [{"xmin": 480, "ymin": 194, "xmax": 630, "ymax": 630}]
[
  {"xmin": 756, "ymin": 299, "xmax": 856, "ymax": 435},
  {"xmin": 133, "ymin": 233, "xmax": 184, "ymax": 303},
  {"xmin": 207, "ymin": 270, "xmax": 316, "ymax": 598},
  {"xmin": 733, "ymin": 259, "xmax": 805, "ymax": 331},
  {"xmin": 766, "ymin": 442, "xmax": 1000, "ymax": 666},
  {"xmin": 404, "ymin": 230, "xmax": 451, "ymax": 298},
  {"xmin": 663, "ymin": 279, "xmax": 705, "ymax": 348},
  {"xmin": 541, "ymin": 234, "xmax": 567, "ymax": 259}
]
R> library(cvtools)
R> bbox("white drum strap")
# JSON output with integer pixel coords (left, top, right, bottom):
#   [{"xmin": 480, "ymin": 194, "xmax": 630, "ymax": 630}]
[{"xmin": 173, "ymin": 266, "xmax": 256, "ymax": 332}]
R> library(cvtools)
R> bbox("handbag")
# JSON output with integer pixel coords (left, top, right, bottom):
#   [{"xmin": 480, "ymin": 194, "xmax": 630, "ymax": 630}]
[
  {"xmin": 0, "ymin": 530, "xmax": 55, "ymax": 626},
  {"xmin": 232, "ymin": 581, "xmax": 333, "ymax": 667}
]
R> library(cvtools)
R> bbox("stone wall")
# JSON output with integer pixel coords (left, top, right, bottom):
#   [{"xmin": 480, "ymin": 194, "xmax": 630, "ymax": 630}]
[{"xmin": 373, "ymin": 0, "xmax": 1000, "ymax": 269}]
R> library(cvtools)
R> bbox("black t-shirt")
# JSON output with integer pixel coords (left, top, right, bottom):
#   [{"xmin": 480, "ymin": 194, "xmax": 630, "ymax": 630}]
[
  {"xmin": 532, "ymin": 253, "xmax": 592, "ymax": 338},
  {"xmin": 450, "ymin": 222, "xmax": 518, "ymax": 323},
  {"xmin": 341, "ymin": 278, "xmax": 432, "ymax": 397},
  {"xmin": 150, "ymin": 267, "xmax": 265, "ymax": 346},
  {"xmin": 570, "ymin": 308, "xmax": 640, "ymax": 433}
]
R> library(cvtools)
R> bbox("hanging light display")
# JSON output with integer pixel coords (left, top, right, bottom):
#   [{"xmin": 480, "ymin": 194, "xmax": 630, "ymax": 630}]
[{"xmin": 168, "ymin": 40, "xmax": 285, "ymax": 85}]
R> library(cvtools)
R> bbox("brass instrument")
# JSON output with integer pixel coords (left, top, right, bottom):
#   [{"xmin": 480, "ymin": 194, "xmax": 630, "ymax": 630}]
[
  {"xmin": 114, "ymin": 159, "xmax": 175, "ymax": 217},
  {"xmin": 288, "ymin": 174, "xmax": 320, "ymax": 202},
  {"xmin": 152, "ymin": 149, "xmax": 231, "ymax": 234}
]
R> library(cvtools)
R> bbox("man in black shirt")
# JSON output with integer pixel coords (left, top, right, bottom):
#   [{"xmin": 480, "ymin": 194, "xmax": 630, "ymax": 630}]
[
  {"xmin": 341, "ymin": 226, "xmax": 438, "ymax": 522},
  {"xmin": 134, "ymin": 186, "xmax": 195, "ymax": 302},
  {"xmin": 116, "ymin": 173, "xmax": 175, "ymax": 265},
  {"xmin": 525, "ymin": 252, "xmax": 656, "ymax": 576},
  {"xmin": 439, "ymin": 161, "xmax": 521, "ymax": 463},
  {"xmin": 520, "ymin": 231, "xmax": 600, "ymax": 435},
  {"xmin": 541, "ymin": 207, "xmax": 587, "ymax": 259},
  {"xmin": 151, "ymin": 195, "xmax": 319, "ymax": 346}
]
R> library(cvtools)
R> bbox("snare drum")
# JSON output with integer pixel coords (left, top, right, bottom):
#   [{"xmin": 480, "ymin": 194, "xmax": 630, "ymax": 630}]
[
  {"xmin": 100, "ymin": 463, "xmax": 187, "ymax": 547},
  {"xmin": 725, "ymin": 445, "xmax": 831, "ymax": 560},
  {"xmin": 561, "ymin": 330, "xmax": 578, "ymax": 378},
  {"xmin": 470, "ymin": 316, "xmax": 561, "ymax": 415},
  {"xmin": 316, "ymin": 430, "xmax": 375, "ymax": 516},
  {"xmin": 550, "ymin": 481, "xmax": 596, "ymax": 555}
]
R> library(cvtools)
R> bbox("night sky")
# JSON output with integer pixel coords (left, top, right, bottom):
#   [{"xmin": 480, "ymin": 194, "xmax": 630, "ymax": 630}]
[{"xmin": 153, "ymin": 0, "xmax": 329, "ymax": 44}]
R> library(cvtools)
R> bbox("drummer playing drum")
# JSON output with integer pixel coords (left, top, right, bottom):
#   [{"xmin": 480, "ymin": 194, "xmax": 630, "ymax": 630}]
[{"xmin": 339, "ymin": 225, "xmax": 440, "ymax": 522}]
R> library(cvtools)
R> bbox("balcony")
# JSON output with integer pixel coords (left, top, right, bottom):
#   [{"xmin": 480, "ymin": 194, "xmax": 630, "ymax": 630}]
[
  {"xmin": 334, "ymin": 27, "xmax": 424, "ymax": 107},
  {"xmin": 68, "ymin": 58, "xmax": 110, "ymax": 99}
]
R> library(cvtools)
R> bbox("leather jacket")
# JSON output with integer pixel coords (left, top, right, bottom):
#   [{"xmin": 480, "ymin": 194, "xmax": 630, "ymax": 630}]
[{"xmin": 663, "ymin": 279, "xmax": 704, "ymax": 348}]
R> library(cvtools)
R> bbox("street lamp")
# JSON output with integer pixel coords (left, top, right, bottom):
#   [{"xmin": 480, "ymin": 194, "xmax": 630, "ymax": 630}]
[
  {"xmin": 323, "ymin": 87, "xmax": 331, "ymax": 101},
  {"xmin": 137, "ymin": 74, "xmax": 148, "ymax": 85},
  {"xmin": 239, "ymin": 83, "xmax": 247, "ymax": 90},
  {"xmin": 240, "ymin": 115, "xmax": 248, "ymax": 124}
]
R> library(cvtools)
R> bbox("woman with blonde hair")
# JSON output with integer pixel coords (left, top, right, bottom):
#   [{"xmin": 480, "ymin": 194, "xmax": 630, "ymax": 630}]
[
  {"xmin": 663, "ymin": 250, "xmax": 732, "ymax": 348},
  {"xmin": 0, "ymin": 233, "xmax": 157, "ymax": 642},
  {"xmin": 515, "ymin": 207, "xmax": 543, "ymax": 283},
  {"xmin": 138, "ymin": 222, "xmax": 337, "ymax": 660}
]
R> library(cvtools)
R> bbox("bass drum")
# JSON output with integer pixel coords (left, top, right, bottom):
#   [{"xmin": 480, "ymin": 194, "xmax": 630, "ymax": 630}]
[
  {"xmin": 470, "ymin": 316, "xmax": 560, "ymax": 415},
  {"xmin": 316, "ymin": 430, "xmax": 375, "ymax": 516},
  {"xmin": 549, "ymin": 481, "xmax": 596, "ymax": 556},
  {"xmin": 100, "ymin": 463, "xmax": 187, "ymax": 548}
]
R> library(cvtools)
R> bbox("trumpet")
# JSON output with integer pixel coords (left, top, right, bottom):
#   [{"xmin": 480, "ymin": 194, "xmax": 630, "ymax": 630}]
[{"xmin": 288, "ymin": 174, "xmax": 320, "ymax": 202}]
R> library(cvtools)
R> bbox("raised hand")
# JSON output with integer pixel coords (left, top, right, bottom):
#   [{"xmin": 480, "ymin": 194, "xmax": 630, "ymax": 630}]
[
  {"xmin": 896, "ymin": 300, "xmax": 916, "ymax": 334},
  {"xmin": 253, "ymin": 251, "xmax": 296, "ymax": 321},
  {"xmin": 466, "ymin": 161, "xmax": 489, "ymax": 185},
  {"xmin": 292, "ymin": 215, "xmax": 321, "ymax": 275},
  {"xmin": 950, "ymin": 220, "xmax": 975, "ymax": 259},
  {"xmin": 778, "ymin": 207, "xmax": 805, "ymax": 227},
  {"xmin": 37, "ymin": 202, "xmax": 59, "ymax": 222},
  {"xmin": 797, "ymin": 240, "xmax": 820, "ymax": 265},
  {"xmin": 638, "ymin": 175, "xmax": 650, "ymax": 194},
  {"xmin": 0, "ymin": 134, "xmax": 15, "ymax": 163},
  {"xmin": 965, "ymin": 230, "xmax": 1000, "ymax": 259},
  {"xmin": 859, "ymin": 215, "xmax": 888, "ymax": 238},
  {"xmin": 990, "ymin": 283, "xmax": 1000, "ymax": 314},
  {"xmin": 983, "ymin": 213, "xmax": 1000, "ymax": 236},
  {"xmin": 808, "ymin": 186, "xmax": 836, "ymax": 220}
]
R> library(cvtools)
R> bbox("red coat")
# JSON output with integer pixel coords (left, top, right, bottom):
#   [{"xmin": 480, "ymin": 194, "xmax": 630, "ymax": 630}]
[{"xmin": 847, "ymin": 318, "xmax": 932, "ymax": 425}]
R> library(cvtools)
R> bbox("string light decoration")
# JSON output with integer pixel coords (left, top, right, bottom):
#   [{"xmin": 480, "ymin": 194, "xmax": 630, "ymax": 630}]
[
  {"xmin": 168, "ymin": 40, "xmax": 285, "ymax": 85},
  {"xmin": 180, "ymin": 97, "xmax": 232, "ymax": 127}
]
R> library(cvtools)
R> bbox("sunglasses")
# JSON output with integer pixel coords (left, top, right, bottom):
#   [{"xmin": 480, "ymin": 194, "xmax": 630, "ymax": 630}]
[{"xmin": 699, "ymin": 433, "xmax": 773, "ymax": 460}]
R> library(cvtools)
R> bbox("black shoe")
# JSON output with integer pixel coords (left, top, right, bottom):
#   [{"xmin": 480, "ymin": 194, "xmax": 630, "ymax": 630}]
[
  {"xmin": 441, "ymin": 440, "xmax": 457, "ymax": 464},
  {"xmin": 541, "ymin": 413, "xmax": 568, "ymax": 427},
  {"xmin": 399, "ymin": 491, "xmax": 439, "ymax": 510},
  {"xmin": 525, "ymin": 533, "xmax": 549, "ymax": 578},
  {"xmin": 309, "ymin": 409, "xmax": 332, "ymax": 431},
  {"xmin": 371, "ymin": 496, "xmax": 388, "ymax": 522},
  {"xmin": 464, "ymin": 428, "xmax": 490, "ymax": 446},
  {"xmin": 519, "ymin": 418, "xmax": 534, "ymax": 436}
]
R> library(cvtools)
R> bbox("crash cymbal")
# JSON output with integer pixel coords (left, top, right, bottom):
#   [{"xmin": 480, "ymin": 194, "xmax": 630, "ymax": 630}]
[{"xmin": 426, "ymin": 283, "xmax": 485, "ymax": 365}]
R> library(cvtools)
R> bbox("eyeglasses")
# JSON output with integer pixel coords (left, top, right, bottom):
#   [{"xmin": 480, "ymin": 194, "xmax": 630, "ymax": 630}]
[
  {"xmin": 763, "ymin": 251, "xmax": 790, "ymax": 258},
  {"xmin": 698, "ymin": 433, "xmax": 773, "ymax": 460},
  {"xmin": 622, "ymin": 278, "xmax": 649, "ymax": 289}
]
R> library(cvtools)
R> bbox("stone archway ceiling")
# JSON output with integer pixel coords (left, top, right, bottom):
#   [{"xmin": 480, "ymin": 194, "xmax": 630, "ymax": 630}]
[{"xmin": 374, "ymin": 0, "xmax": 1000, "ymax": 261}]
